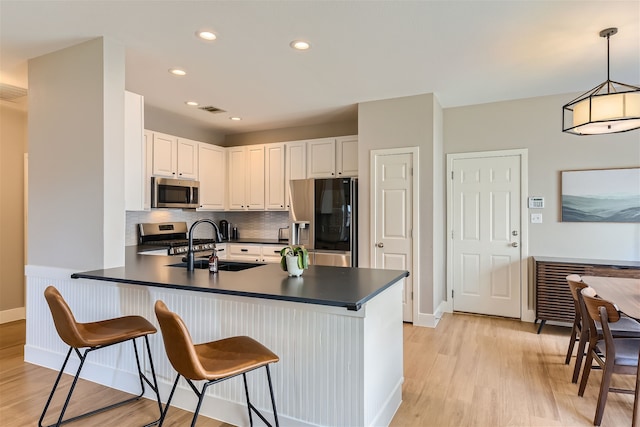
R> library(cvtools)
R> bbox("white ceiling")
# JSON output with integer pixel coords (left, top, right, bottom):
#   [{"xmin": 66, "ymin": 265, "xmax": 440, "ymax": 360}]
[{"xmin": 1, "ymin": 0, "xmax": 639, "ymax": 135}]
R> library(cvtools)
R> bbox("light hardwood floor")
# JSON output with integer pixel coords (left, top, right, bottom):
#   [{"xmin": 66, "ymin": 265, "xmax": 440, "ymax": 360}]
[{"xmin": 0, "ymin": 313, "xmax": 635, "ymax": 426}]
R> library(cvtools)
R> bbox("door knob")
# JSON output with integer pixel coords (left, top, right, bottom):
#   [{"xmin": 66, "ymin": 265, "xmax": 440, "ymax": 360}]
[
  {"xmin": 376, "ymin": 242, "xmax": 384, "ymax": 248},
  {"xmin": 511, "ymin": 242, "xmax": 519, "ymax": 247}
]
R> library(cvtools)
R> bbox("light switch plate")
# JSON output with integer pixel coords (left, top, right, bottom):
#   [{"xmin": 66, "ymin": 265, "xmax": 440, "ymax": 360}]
[{"xmin": 531, "ymin": 213, "xmax": 543, "ymax": 223}]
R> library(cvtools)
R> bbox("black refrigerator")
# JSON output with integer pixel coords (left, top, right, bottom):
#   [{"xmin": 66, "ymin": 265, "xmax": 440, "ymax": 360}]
[{"xmin": 289, "ymin": 177, "xmax": 358, "ymax": 267}]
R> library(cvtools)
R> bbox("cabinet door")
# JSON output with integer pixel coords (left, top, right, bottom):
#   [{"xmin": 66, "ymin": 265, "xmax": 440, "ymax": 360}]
[
  {"xmin": 176, "ymin": 138, "xmax": 198, "ymax": 179},
  {"xmin": 336, "ymin": 136, "xmax": 358, "ymax": 177},
  {"xmin": 143, "ymin": 130, "xmax": 152, "ymax": 210},
  {"xmin": 261, "ymin": 245, "xmax": 285, "ymax": 263},
  {"xmin": 227, "ymin": 147, "xmax": 247, "ymax": 210},
  {"xmin": 124, "ymin": 91, "xmax": 146, "ymax": 211},
  {"xmin": 285, "ymin": 141, "xmax": 306, "ymax": 209},
  {"xmin": 246, "ymin": 145, "xmax": 265, "ymax": 210},
  {"xmin": 307, "ymin": 138, "xmax": 336, "ymax": 178},
  {"xmin": 265, "ymin": 143, "xmax": 285, "ymax": 210},
  {"xmin": 198, "ymin": 143, "xmax": 225, "ymax": 210},
  {"xmin": 228, "ymin": 244, "xmax": 262, "ymax": 262},
  {"xmin": 152, "ymin": 132, "xmax": 177, "ymax": 177}
]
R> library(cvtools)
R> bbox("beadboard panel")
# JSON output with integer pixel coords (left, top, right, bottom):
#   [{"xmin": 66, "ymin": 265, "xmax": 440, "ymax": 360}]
[{"xmin": 25, "ymin": 266, "xmax": 404, "ymax": 426}]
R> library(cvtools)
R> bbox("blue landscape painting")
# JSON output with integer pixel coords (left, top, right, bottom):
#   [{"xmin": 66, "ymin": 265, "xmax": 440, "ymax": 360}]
[{"xmin": 562, "ymin": 168, "xmax": 640, "ymax": 223}]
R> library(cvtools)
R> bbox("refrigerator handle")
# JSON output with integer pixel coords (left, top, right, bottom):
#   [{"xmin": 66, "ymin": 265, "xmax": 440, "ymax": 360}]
[{"xmin": 351, "ymin": 178, "xmax": 358, "ymax": 267}]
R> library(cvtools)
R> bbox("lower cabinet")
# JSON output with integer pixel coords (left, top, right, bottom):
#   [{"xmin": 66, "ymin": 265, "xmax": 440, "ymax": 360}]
[{"xmin": 227, "ymin": 244, "xmax": 285, "ymax": 263}]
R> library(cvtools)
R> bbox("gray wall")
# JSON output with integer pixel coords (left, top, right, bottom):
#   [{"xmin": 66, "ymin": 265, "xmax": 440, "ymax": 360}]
[
  {"xmin": 444, "ymin": 93, "xmax": 640, "ymax": 262},
  {"xmin": 224, "ymin": 120, "xmax": 357, "ymax": 146},
  {"xmin": 144, "ymin": 104, "xmax": 226, "ymax": 145},
  {"xmin": 28, "ymin": 37, "xmax": 126, "ymax": 270},
  {"xmin": 358, "ymin": 93, "xmax": 444, "ymax": 316}
]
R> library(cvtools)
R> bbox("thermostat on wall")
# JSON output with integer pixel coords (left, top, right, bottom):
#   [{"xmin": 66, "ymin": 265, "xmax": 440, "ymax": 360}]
[{"xmin": 528, "ymin": 197, "xmax": 544, "ymax": 209}]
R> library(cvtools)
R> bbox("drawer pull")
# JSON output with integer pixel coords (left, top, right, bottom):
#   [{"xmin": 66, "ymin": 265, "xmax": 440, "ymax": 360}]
[{"xmin": 241, "ymin": 249, "xmax": 248, "ymax": 252}]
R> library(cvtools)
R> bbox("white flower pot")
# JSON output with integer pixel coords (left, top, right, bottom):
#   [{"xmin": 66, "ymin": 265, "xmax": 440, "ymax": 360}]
[{"xmin": 286, "ymin": 255, "xmax": 304, "ymax": 277}]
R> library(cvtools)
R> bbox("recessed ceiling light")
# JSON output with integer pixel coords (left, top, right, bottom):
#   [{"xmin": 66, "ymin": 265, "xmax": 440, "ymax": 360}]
[
  {"xmin": 169, "ymin": 68, "xmax": 186, "ymax": 76},
  {"xmin": 185, "ymin": 101, "xmax": 199, "ymax": 106},
  {"xmin": 196, "ymin": 30, "xmax": 217, "ymax": 41},
  {"xmin": 229, "ymin": 117, "xmax": 242, "ymax": 121},
  {"xmin": 290, "ymin": 40, "xmax": 311, "ymax": 50}
]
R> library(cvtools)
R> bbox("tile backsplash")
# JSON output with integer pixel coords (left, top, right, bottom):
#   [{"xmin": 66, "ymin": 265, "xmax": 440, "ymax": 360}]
[{"xmin": 126, "ymin": 210, "xmax": 290, "ymax": 245}]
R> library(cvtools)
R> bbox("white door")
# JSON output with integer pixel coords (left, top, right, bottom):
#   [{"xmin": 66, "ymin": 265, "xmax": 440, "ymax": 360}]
[
  {"xmin": 451, "ymin": 155, "xmax": 521, "ymax": 318},
  {"xmin": 371, "ymin": 150, "xmax": 415, "ymax": 322}
]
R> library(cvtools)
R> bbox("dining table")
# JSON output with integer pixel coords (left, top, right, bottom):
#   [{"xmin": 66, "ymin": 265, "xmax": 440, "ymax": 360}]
[{"xmin": 581, "ymin": 275, "xmax": 640, "ymax": 427}]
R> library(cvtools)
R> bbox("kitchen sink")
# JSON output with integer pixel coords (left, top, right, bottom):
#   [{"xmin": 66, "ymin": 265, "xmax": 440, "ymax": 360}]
[{"xmin": 168, "ymin": 260, "xmax": 264, "ymax": 271}]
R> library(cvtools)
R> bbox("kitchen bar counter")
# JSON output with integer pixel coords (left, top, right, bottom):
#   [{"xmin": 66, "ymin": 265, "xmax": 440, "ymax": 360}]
[
  {"xmin": 26, "ymin": 247, "xmax": 408, "ymax": 426},
  {"xmin": 72, "ymin": 247, "xmax": 408, "ymax": 311}
]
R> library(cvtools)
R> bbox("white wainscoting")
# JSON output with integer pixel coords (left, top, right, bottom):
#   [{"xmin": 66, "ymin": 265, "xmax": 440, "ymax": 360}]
[{"xmin": 25, "ymin": 265, "xmax": 404, "ymax": 426}]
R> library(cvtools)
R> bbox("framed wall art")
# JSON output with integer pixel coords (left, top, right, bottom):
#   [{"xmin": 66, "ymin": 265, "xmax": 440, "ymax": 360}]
[{"xmin": 561, "ymin": 167, "xmax": 640, "ymax": 223}]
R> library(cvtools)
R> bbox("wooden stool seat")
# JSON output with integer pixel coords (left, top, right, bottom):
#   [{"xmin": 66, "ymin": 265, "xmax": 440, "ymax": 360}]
[
  {"xmin": 155, "ymin": 300, "xmax": 280, "ymax": 427},
  {"xmin": 40, "ymin": 286, "xmax": 162, "ymax": 427}
]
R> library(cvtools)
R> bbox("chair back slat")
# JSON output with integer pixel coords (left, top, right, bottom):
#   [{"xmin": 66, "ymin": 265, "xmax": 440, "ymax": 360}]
[
  {"xmin": 44, "ymin": 286, "xmax": 86, "ymax": 348},
  {"xmin": 581, "ymin": 291, "xmax": 621, "ymax": 324},
  {"xmin": 154, "ymin": 300, "xmax": 208, "ymax": 381}
]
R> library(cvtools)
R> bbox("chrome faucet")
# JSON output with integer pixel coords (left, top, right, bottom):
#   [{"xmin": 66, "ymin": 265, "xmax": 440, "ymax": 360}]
[{"xmin": 186, "ymin": 219, "xmax": 223, "ymax": 271}]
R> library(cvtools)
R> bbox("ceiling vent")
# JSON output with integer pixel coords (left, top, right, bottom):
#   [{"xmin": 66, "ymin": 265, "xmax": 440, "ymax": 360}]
[
  {"xmin": 0, "ymin": 83, "xmax": 28, "ymax": 102},
  {"xmin": 198, "ymin": 105, "xmax": 226, "ymax": 114}
]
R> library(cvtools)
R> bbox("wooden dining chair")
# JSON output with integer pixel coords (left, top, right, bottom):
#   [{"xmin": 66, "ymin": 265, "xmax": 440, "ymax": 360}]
[
  {"xmin": 154, "ymin": 300, "xmax": 280, "ymax": 427},
  {"xmin": 566, "ymin": 275, "xmax": 588, "ymax": 382},
  {"xmin": 580, "ymin": 291, "xmax": 640, "ymax": 426}
]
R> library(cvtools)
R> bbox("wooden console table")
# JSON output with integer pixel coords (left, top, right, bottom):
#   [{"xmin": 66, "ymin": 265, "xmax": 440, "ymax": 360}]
[{"xmin": 533, "ymin": 256, "xmax": 640, "ymax": 333}]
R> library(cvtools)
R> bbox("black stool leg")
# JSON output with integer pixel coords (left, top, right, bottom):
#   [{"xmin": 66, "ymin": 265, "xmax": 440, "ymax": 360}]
[
  {"xmin": 158, "ymin": 374, "xmax": 181, "ymax": 427},
  {"xmin": 190, "ymin": 381, "xmax": 211, "ymax": 427},
  {"xmin": 38, "ymin": 347, "xmax": 74, "ymax": 427},
  {"xmin": 242, "ymin": 373, "xmax": 254, "ymax": 426},
  {"xmin": 265, "ymin": 365, "xmax": 279, "ymax": 427}
]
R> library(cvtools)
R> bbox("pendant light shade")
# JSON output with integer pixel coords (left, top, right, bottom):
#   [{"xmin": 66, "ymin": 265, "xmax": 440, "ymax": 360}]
[{"xmin": 562, "ymin": 28, "xmax": 640, "ymax": 135}]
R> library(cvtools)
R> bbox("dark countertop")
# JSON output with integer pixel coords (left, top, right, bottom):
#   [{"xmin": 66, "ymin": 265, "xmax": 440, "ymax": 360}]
[
  {"xmin": 223, "ymin": 238, "xmax": 289, "ymax": 245},
  {"xmin": 72, "ymin": 247, "xmax": 409, "ymax": 311}
]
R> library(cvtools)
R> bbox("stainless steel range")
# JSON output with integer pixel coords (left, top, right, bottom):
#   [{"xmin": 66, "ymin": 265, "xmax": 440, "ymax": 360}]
[{"xmin": 138, "ymin": 221, "xmax": 218, "ymax": 255}]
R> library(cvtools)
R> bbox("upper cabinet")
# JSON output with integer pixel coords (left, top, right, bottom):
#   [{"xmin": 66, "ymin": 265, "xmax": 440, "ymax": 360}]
[
  {"xmin": 284, "ymin": 141, "xmax": 307, "ymax": 209},
  {"xmin": 227, "ymin": 145, "xmax": 265, "ymax": 210},
  {"xmin": 151, "ymin": 132, "xmax": 198, "ymax": 179},
  {"xmin": 265, "ymin": 143, "xmax": 286, "ymax": 210},
  {"xmin": 124, "ymin": 91, "xmax": 149, "ymax": 211},
  {"xmin": 307, "ymin": 136, "xmax": 358, "ymax": 178},
  {"xmin": 198, "ymin": 144, "xmax": 225, "ymax": 211}
]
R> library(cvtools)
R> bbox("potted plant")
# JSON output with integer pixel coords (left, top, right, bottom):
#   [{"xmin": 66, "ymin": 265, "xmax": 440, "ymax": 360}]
[{"xmin": 280, "ymin": 245, "xmax": 309, "ymax": 277}]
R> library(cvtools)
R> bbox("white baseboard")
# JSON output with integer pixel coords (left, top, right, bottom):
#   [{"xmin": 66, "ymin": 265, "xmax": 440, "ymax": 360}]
[
  {"xmin": 369, "ymin": 377, "xmax": 403, "ymax": 427},
  {"xmin": 413, "ymin": 306, "xmax": 443, "ymax": 328},
  {"xmin": 0, "ymin": 307, "xmax": 25, "ymax": 324}
]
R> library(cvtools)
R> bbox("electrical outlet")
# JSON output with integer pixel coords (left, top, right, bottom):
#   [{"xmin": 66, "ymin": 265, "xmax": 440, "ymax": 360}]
[{"xmin": 531, "ymin": 213, "xmax": 543, "ymax": 223}]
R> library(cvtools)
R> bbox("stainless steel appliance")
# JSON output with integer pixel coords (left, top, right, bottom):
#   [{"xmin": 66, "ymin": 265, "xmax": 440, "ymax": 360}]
[
  {"xmin": 151, "ymin": 177, "xmax": 200, "ymax": 209},
  {"xmin": 289, "ymin": 178, "xmax": 357, "ymax": 267},
  {"xmin": 138, "ymin": 221, "xmax": 217, "ymax": 255}
]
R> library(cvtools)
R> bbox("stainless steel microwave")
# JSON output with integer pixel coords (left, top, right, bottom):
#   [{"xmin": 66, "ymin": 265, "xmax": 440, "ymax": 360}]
[{"xmin": 151, "ymin": 177, "xmax": 200, "ymax": 209}]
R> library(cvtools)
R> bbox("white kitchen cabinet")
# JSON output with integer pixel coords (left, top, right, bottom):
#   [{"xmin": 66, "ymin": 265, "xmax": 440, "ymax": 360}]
[
  {"xmin": 151, "ymin": 132, "xmax": 198, "ymax": 179},
  {"xmin": 284, "ymin": 141, "xmax": 306, "ymax": 209},
  {"xmin": 246, "ymin": 145, "xmax": 265, "ymax": 210},
  {"xmin": 198, "ymin": 143, "xmax": 225, "ymax": 211},
  {"xmin": 336, "ymin": 136, "xmax": 358, "ymax": 177},
  {"xmin": 307, "ymin": 136, "xmax": 358, "ymax": 178},
  {"xmin": 307, "ymin": 138, "xmax": 336, "ymax": 178},
  {"xmin": 176, "ymin": 138, "xmax": 199, "ymax": 179},
  {"xmin": 215, "ymin": 243, "xmax": 227, "ymax": 260},
  {"xmin": 228, "ymin": 244, "xmax": 262, "ymax": 262},
  {"xmin": 124, "ymin": 91, "xmax": 149, "ymax": 211},
  {"xmin": 227, "ymin": 244, "xmax": 285, "ymax": 263},
  {"xmin": 151, "ymin": 132, "xmax": 176, "ymax": 177},
  {"xmin": 227, "ymin": 145, "xmax": 265, "ymax": 210},
  {"xmin": 265, "ymin": 143, "xmax": 286, "ymax": 210}
]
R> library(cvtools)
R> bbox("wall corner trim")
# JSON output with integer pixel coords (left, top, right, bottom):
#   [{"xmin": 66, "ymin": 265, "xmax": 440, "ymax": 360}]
[{"xmin": 0, "ymin": 307, "xmax": 26, "ymax": 324}]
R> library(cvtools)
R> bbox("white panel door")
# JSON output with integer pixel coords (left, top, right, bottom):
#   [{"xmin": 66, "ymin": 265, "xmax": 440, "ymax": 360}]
[
  {"xmin": 246, "ymin": 145, "xmax": 265, "ymax": 210},
  {"xmin": 451, "ymin": 155, "xmax": 521, "ymax": 318},
  {"xmin": 176, "ymin": 138, "xmax": 198, "ymax": 179},
  {"xmin": 265, "ymin": 143, "xmax": 285, "ymax": 210},
  {"xmin": 372, "ymin": 152, "xmax": 413, "ymax": 322},
  {"xmin": 227, "ymin": 147, "xmax": 246, "ymax": 210},
  {"xmin": 151, "ymin": 132, "xmax": 176, "ymax": 177},
  {"xmin": 198, "ymin": 144, "xmax": 225, "ymax": 210}
]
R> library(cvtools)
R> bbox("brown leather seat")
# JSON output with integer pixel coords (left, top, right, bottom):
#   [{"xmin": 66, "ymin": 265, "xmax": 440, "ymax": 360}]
[
  {"xmin": 154, "ymin": 300, "xmax": 280, "ymax": 427},
  {"xmin": 40, "ymin": 286, "xmax": 162, "ymax": 427},
  {"xmin": 580, "ymin": 291, "xmax": 640, "ymax": 426}
]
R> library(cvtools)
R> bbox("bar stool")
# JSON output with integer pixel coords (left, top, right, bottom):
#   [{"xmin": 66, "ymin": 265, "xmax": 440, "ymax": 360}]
[
  {"xmin": 154, "ymin": 300, "xmax": 280, "ymax": 427},
  {"xmin": 40, "ymin": 286, "xmax": 162, "ymax": 427}
]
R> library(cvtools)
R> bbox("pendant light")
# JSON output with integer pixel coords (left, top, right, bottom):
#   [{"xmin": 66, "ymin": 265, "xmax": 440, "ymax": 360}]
[{"xmin": 562, "ymin": 28, "xmax": 640, "ymax": 135}]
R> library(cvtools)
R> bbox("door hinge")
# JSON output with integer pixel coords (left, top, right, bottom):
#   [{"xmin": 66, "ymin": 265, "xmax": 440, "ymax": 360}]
[
  {"xmin": 451, "ymin": 171, "xmax": 454, "ymax": 180},
  {"xmin": 452, "ymin": 289, "xmax": 454, "ymax": 298},
  {"xmin": 410, "ymin": 167, "xmax": 413, "ymax": 176},
  {"xmin": 451, "ymin": 230, "xmax": 454, "ymax": 239}
]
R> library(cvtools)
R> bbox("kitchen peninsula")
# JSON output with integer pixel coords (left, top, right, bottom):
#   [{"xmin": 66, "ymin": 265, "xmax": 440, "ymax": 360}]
[{"xmin": 26, "ymin": 248, "xmax": 409, "ymax": 427}]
